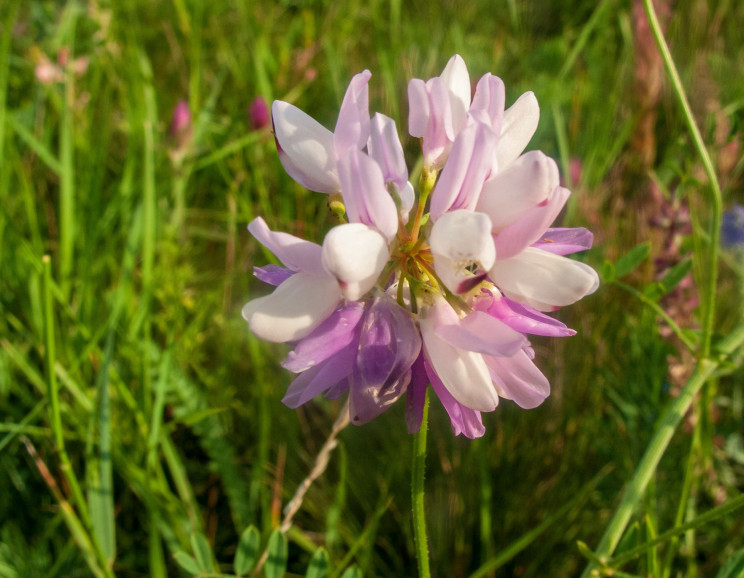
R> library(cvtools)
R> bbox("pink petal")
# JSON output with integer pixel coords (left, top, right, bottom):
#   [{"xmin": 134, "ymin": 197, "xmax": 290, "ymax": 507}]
[
  {"xmin": 248, "ymin": 217, "xmax": 325, "ymax": 276},
  {"xmin": 338, "ymin": 149, "xmax": 399, "ymax": 242},
  {"xmin": 531, "ymin": 227, "xmax": 594, "ymax": 255},
  {"xmin": 367, "ymin": 113, "xmax": 408, "ymax": 191},
  {"xmin": 426, "ymin": 360, "xmax": 485, "ymax": 438},
  {"xmin": 440, "ymin": 54, "xmax": 471, "ymax": 136},
  {"xmin": 430, "ymin": 122, "xmax": 498, "ymax": 220},
  {"xmin": 334, "ymin": 70, "xmax": 372, "ymax": 158},
  {"xmin": 484, "ymin": 349, "xmax": 550, "ymax": 409},
  {"xmin": 470, "ymin": 73, "xmax": 505, "ymax": 137},
  {"xmin": 492, "ymin": 186, "xmax": 570, "ymax": 260},
  {"xmin": 477, "ymin": 151, "xmax": 560, "ymax": 232},
  {"xmin": 435, "ymin": 310, "xmax": 528, "ymax": 357}
]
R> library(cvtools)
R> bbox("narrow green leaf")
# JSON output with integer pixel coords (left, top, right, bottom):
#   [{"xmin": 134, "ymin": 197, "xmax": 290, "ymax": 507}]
[
  {"xmin": 234, "ymin": 526, "xmax": 260, "ymax": 575},
  {"xmin": 715, "ymin": 548, "xmax": 744, "ymax": 578},
  {"xmin": 173, "ymin": 551, "xmax": 201, "ymax": 575},
  {"xmin": 614, "ymin": 242, "xmax": 651, "ymax": 278},
  {"xmin": 658, "ymin": 259, "xmax": 692, "ymax": 295},
  {"xmin": 190, "ymin": 533, "xmax": 214, "ymax": 572},
  {"xmin": 265, "ymin": 530, "xmax": 289, "ymax": 578},
  {"xmin": 305, "ymin": 548, "xmax": 329, "ymax": 578},
  {"xmin": 340, "ymin": 566, "xmax": 362, "ymax": 578}
]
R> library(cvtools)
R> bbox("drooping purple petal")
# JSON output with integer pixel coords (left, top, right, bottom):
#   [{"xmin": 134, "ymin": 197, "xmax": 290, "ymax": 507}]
[
  {"xmin": 282, "ymin": 302, "xmax": 365, "ymax": 372},
  {"xmin": 484, "ymin": 349, "xmax": 550, "ymax": 409},
  {"xmin": 349, "ymin": 294, "xmax": 421, "ymax": 425},
  {"xmin": 474, "ymin": 290, "xmax": 575, "ymax": 337},
  {"xmin": 282, "ymin": 344, "xmax": 357, "ymax": 408},
  {"xmin": 334, "ymin": 70, "xmax": 372, "ymax": 158},
  {"xmin": 426, "ymin": 360, "xmax": 486, "ymax": 439},
  {"xmin": 248, "ymin": 217, "xmax": 325, "ymax": 275},
  {"xmin": 492, "ymin": 186, "xmax": 570, "ymax": 261},
  {"xmin": 531, "ymin": 228, "xmax": 594, "ymax": 255},
  {"xmin": 430, "ymin": 122, "xmax": 498, "ymax": 220},
  {"xmin": 337, "ymin": 149, "xmax": 398, "ymax": 242},
  {"xmin": 405, "ymin": 354, "xmax": 428, "ymax": 434},
  {"xmin": 253, "ymin": 265, "xmax": 294, "ymax": 286}
]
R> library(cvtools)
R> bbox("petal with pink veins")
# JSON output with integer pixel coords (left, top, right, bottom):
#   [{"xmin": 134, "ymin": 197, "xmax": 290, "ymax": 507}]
[
  {"xmin": 334, "ymin": 70, "xmax": 372, "ymax": 158},
  {"xmin": 338, "ymin": 149, "xmax": 398, "ymax": 242},
  {"xmin": 430, "ymin": 122, "xmax": 498, "ymax": 219}
]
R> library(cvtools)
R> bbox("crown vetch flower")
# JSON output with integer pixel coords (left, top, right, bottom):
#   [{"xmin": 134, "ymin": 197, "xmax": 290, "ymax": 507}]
[{"xmin": 244, "ymin": 55, "xmax": 599, "ymax": 438}]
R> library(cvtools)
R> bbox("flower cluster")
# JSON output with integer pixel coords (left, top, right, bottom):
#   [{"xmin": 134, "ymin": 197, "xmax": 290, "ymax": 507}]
[{"xmin": 243, "ymin": 56, "xmax": 599, "ymax": 438}]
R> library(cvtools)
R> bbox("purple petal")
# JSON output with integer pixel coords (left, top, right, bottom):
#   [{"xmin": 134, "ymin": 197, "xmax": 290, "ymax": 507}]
[
  {"xmin": 337, "ymin": 149, "xmax": 399, "ymax": 242},
  {"xmin": 248, "ymin": 217, "xmax": 325, "ymax": 275},
  {"xmin": 484, "ymin": 349, "xmax": 550, "ymax": 409},
  {"xmin": 253, "ymin": 265, "xmax": 294, "ymax": 286},
  {"xmin": 531, "ymin": 227, "xmax": 594, "ymax": 255},
  {"xmin": 407, "ymin": 78, "xmax": 430, "ymax": 137},
  {"xmin": 426, "ymin": 360, "xmax": 485, "ymax": 439},
  {"xmin": 475, "ymin": 290, "xmax": 575, "ymax": 337},
  {"xmin": 430, "ymin": 121, "xmax": 498, "ymax": 220},
  {"xmin": 405, "ymin": 354, "xmax": 428, "ymax": 434},
  {"xmin": 470, "ymin": 73, "xmax": 505, "ymax": 137},
  {"xmin": 334, "ymin": 70, "xmax": 371, "ymax": 158},
  {"xmin": 492, "ymin": 186, "xmax": 570, "ymax": 260},
  {"xmin": 282, "ymin": 344, "xmax": 357, "ymax": 408},
  {"xmin": 350, "ymin": 295, "xmax": 421, "ymax": 425},
  {"xmin": 282, "ymin": 302, "xmax": 365, "ymax": 372}
]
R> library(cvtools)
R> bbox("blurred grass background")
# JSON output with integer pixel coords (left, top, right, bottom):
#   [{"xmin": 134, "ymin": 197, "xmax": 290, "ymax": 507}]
[{"xmin": 1, "ymin": 0, "xmax": 744, "ymax": 576}]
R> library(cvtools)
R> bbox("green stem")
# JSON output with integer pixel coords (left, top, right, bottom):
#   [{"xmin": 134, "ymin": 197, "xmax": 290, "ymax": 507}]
[
  {"xmin": 580, "ymin": 321, "xmax": 744, "ymax": 576},
  {"xmin": 412, "ymin": 387, "xmax": 431, "ymax": 578},
  {"xmin": 642, "ymin": 0, "xmax": 722, "ymax": 359}
]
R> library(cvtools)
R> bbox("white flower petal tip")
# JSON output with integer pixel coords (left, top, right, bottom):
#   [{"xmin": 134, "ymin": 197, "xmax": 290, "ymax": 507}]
[
  {"xmin": 242, "ymin": 273, "xmax": 341, "ymax": 343},
  {"xmin": 489, "ymin": 247, "xmax": 599, "ymax": 311},
  {"xmin": 271, "ymin": 100, "xmax": 339, "ymax": 193},
  {"xmin": 440, "ymin": 55, "xmax": 471, "ymax": 135},
  {"xmin": 430, "ymin": 210, "xmax": 495, "ymax": 294},
  {"xmin": 495, "ymin": 91, "xmax": 540, "ymax": 170},
  {"xmin": 322, "ymin": 223, "xmax": 390, "ymax": 300},
  {"xmin": 334, "ymin": 70, "xmax": 372, "ymax": 157}
]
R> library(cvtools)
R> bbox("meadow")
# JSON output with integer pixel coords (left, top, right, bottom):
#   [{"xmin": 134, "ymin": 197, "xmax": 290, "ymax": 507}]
[{"xmin": 2, "ymin": 0, "xmax": 744, "ymax": 576}]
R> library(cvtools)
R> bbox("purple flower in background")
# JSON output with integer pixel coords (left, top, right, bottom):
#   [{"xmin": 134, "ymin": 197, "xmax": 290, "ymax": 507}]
[
  {"xmin": 722, "ymin": 204, "xmax": 744, "ymax": 248},
  {"xmin": 169, "ymin": 99, "xmax": 191, "ymax": 137},
  {"xmin": 249, "ymin": 96, "xmax": 270, "ymax": 131},
  {"xmin": 243, "ymin": 55, "xmax": 598, "ymax": 438}
]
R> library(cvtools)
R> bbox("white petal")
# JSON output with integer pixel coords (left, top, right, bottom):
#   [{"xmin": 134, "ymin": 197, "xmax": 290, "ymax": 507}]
[
  {"xmin": 321, "ymin": 223, "xmax": 389, "ymax": 300},
  {"xmin": 440, "ymin": 55, "xmax": 471, "ymax": 136},
  {"xmin": 242, "ymin": 273, "xmax": 341, "ymax": 342},
  {"xmin": 495, "ymin": 92, "xmax": 540, "ymax": 170},
  {"xmin": 272, "ymin": 100, "xmax": 339, "ymax": 193},
  {"xmin": 429, "ymin": 210, "xmax": 495, "ymax": 294},
  {"xmin": 477, "ymin": 151, "xmax": 559, "ymax": 232},
  {"xmin": 420, "ymin": 301, "xmax": 498, "ymax": 412},
  {"xmin": 489, "ymin": 247, "xmax": 599, "ymax": 311}
]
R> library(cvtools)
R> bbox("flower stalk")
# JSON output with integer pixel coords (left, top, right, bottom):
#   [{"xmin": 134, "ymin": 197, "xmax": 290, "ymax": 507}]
[{"xmin": 411, "ymin": 387, "xmax": 431, "ymax": 578}]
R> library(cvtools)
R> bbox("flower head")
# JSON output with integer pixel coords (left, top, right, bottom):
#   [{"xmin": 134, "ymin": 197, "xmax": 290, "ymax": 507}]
[{"xmin": 244, "ymin": 56, "xmax": 598, "ymax": 438}]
